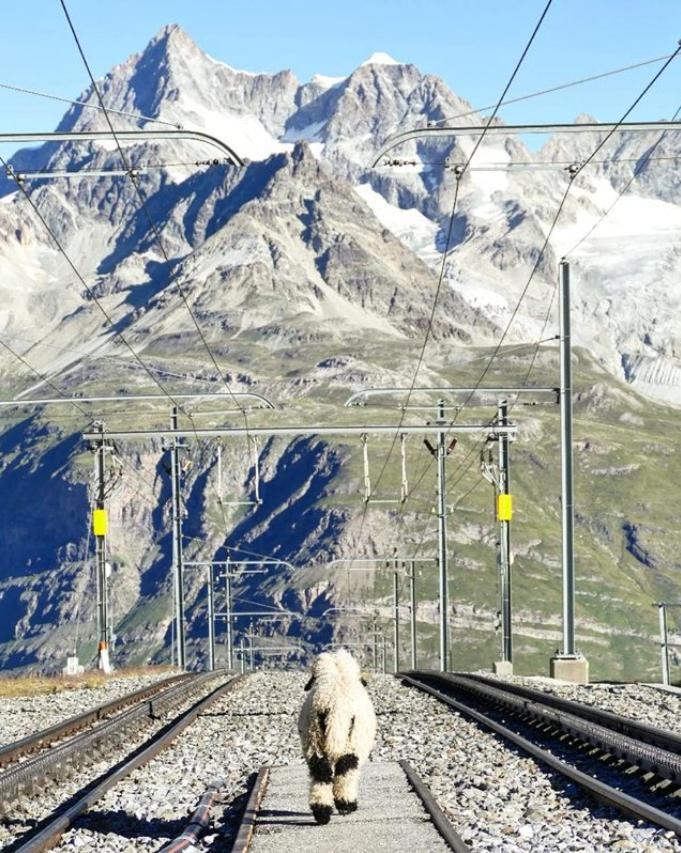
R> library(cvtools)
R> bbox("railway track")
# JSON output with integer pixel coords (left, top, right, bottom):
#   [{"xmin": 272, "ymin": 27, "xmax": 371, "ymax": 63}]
[
  {"xmin": 0, "ymin": 671, "xmax": 189, "ymax": 769},
  {"xmin": 401, "ymin": 670, "xmax": 681, "ymax": 837},
  {"xmin": 2, "ymin": 671, "xmax": 242, "ymax": 852},
  {"xmin": 231, "ymin": 760, "xmax": 470, "ymax": 852}
]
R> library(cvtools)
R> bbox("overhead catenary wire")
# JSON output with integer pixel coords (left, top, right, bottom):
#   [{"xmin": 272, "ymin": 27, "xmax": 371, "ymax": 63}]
[
  {"xmin": 431, "ymin": 52, "xmax": 676, "ymax": 126},
  {"xmin": 565, "ymin": 102, "xmax": 681, "ymax": 257},
  {"xmin": 381, "ymin": 153, "xmax": 681, "ymax": 172},
  {"xmin": 0, "ymin": 151, "xmax": 186, "ymax": 413},
  {"xmin": 0, "ymin": 79, "xmax": 182, "ymax": 129},
  {"xmin": 394, "ymin": 39, "xmax": 681, "ymax": 564},
  {"xmin": 439, "ymin": 40, "xmax": 681, "ymax": 428},
  {"xmin": 354, "ymin": 0, "xmax": 556, "ymax": 545},
  {"xmin": 58, "ymin": 0, "xmax": 251, "ymax": 440},
  {"xmin": 0, "ymin": 333, "xmax": 89, "ymax": 417}
]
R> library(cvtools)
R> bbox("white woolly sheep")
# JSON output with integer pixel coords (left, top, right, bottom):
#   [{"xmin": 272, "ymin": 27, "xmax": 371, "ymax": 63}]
[{"xmin": 298, "ymin": 648, "xmax": 377, "ymax": 824}]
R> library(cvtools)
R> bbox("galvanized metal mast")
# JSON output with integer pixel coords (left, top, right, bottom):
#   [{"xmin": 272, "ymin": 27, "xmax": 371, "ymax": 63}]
[
  {"xmin": 93, "ymin": 422, "xmax": 112, "ymax": 673},
  {"xmin": 409, "ymin": 560, "xmax": 417, "ymax": 669},
  {"xmin": 207, "ymin": 563, "xmax": 215, "ymax": 671},
  {"xmin": 393, "ymin": 567, "xmax": 400, "ymax": 673},
  {"xmin": 436, "ymin": 400, "xmax": 449, "ymax": 671},
  {"xmin": 225, "ymin": 564, "xmax": 233, "ymax": 670},
  {"xmin": 169, "ymin": 407, "xmax": 186, "ymax": 669},
  {"xmin": 497, "ymin": 399, "xmax": 512, "ymax": 665},
  {"xmin": 560, "ymin": 261, "xmax": 576, "ymax": 656},
  {"xmin": 551, "ymin": 260, "xmax": 588, "ymax": 682},
  {"xmin": 658, "ymin": 603, "xmax": 671, "ymax": 686}
]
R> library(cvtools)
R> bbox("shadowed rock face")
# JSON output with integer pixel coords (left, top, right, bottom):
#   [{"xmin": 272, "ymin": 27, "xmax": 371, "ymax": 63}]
[{"xmin": 0, "ymin": 27, "xmax": 679, "ymax": 675}]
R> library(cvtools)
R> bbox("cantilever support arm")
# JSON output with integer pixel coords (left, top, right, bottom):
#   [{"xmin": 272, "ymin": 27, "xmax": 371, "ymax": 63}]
[
  {"xmin": 1, "ymin": 391, "xmax": 275, "ymax": 410},
  {"xmin": 345, "ymin": 386, "xmax": 558, "ymax": 406},
  {"xmin": 370, "ymin": 120, "xmax": 681, "ymax": 168},
  {"xmin": 0, "ymin": 129, "xmax": 244, "ymax": 167}
]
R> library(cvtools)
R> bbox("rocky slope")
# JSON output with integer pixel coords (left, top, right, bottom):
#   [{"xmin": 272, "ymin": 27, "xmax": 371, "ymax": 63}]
[{"xmin": 0, "ymin": 26, "xmax": 679, "ymax": 679}]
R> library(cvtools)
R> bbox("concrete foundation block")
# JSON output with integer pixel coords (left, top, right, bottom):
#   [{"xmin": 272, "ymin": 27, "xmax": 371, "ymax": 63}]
[
  {"xmin": 550, "ymin": 656, "xmax": 589, "ymax": 684},
  {"xmin": 493, "ymin": 660, "xmax": 514, "ymax": 677}
]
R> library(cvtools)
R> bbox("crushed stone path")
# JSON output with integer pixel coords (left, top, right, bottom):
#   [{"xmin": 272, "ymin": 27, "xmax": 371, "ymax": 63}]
[{"xmin": 248, "ymin": 762, "xmax": 451, "ymax": 853}]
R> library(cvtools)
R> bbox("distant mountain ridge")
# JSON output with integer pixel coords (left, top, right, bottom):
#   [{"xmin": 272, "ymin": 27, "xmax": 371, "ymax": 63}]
[{"xmin": 0, "ymin": 25, "xmax": 679, "ymax": 675}]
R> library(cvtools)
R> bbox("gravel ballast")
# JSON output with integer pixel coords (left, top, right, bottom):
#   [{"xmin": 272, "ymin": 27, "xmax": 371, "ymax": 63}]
[
  {"xmin": 0, "ymin": 672, "xmax": 172, "ymax": 748},
  {"xmin": 46, "ymin": 671, "xmax": 681, "ymax": 852},
  {"xmin": 0, "ymin": 673, "xmax": 225, "ymax": 849},
  {"xmin": 484, "ymin": 672, "xmax": 681, "ymax": 732}
]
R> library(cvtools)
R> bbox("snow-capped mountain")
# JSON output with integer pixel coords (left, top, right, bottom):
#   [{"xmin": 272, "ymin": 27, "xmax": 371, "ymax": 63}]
[
  {"xmin": 0, "ymin": 25, "xmax": 679, "ymax": 675},
  {"xmin": 2, "ymin": 23, "xmax": 679, "ymax": 403}
]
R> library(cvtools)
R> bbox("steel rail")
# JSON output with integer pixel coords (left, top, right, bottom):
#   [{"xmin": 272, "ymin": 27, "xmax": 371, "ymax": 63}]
[
  {"xmin": 0, "ymin": 672, "xmax": 188, "ymax": 768},
  {"xmin": 401, "ymin": 672, "xmax": 681, "ymax": 836},
  {"xmin": 0, "ymin": 129, "xmax": 243, "ymax": 166},
  {"xmin": 371, "ymin": 120, "xmax": 681, "ymax": 167},
  {"xmin": 399, "ymin": 760, "xmax": 470, "ymax": 852},
  {"xmin": 427, "ymin": 673, "xmax": 681, "ymax": 782},
  {"xmin": 231, "ymin": 767, "xmax": 270, "ymax": 853},
  {"xmin": 13, "ymin": 673, "xmax": 243, "ymax": 853},
  {"xmin": 159, "ymin": 778, "xmax": 225, "ymax": 853},
  {"xmin": 0, "ymin": 672, "xmax": 219, "ymax": 818},
  {"xmin": 82, "ymin": 423, "xmax": 517, "ymax": 441},
  {"xmin": 461, "ymin": 673, "xmax": 681, "ymax": 756}
]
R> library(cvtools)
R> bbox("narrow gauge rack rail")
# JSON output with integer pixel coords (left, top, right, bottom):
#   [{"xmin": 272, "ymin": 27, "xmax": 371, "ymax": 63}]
[
  {"xmin": 13, "ymin": 673, "xmax": 243, "ymax": 853},
  {"xmin": 461, "ymin": 673, "xmax": 681, "ymax": 756},
  {"xmin": 0, "ymin": 672, "xmax": 189, "ymax": 768},
  {"xmin": 401, "ymin": 671, "xmax": 681, "ymax": 836},
  {"xmin": 0, "ymin": 671, "xmax": 224, "ymax": 815}
]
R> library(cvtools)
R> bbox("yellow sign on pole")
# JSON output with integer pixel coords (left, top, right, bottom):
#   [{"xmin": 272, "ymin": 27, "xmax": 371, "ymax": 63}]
[
  {"xmin": 497, "ymin": 494, "xmax": 513, "ymax": 521},
  {"xmin": 92, "ymin": 509, "xmax": 108, "ymax": 536}
]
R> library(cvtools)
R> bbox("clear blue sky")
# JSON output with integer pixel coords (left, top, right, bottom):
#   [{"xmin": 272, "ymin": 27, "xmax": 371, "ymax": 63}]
[{"xmin": 1, "ymin": 1, "xmax": 680, "ymax": 151}]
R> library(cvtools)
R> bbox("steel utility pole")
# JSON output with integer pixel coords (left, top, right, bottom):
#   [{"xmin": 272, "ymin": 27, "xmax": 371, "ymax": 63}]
[
  {"xmin": 225, "ymin": 564, "xmax": 233, "ymax": 670},
  {"xmin": 409, "ymin": 560, "xmax": 417, "ymax": 669},
  {"xmin": 93, "ymin": 422, "xmax": 112, "ymax": 673},
  {"xmin": 551, "ymin": 260, "xmax": 588, "ymax": 683},
  {"xmin": 393, "ymin": 567, "xmax": 400, "ymax": 673},
  {"xmin": 424, "ymin": 400, "xmax": 455, "ymax": 671},
  {"xmin": 168, "ymin": 407, "xmax": 187, "ymax": 670},
  {"xmin": 658, "ymin": 604, "xmax": 671, "ymax": 686},
  {"xmin": 497, "ymin": 399, "xmax": 512, "ymax": 671},
  {"xmin": 207, "ymin": 563, "xmax": 215, "ymax": 671}
]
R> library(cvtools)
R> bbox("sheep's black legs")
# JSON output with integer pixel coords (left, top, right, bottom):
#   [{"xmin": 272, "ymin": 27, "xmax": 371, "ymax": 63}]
[
  {"xmin": 308, "ymin": 755, "xmax": 334, "ymax": 824},
  {"xmin": 333, "ymin": 753, "xmax": 360, "ymax": 814}
]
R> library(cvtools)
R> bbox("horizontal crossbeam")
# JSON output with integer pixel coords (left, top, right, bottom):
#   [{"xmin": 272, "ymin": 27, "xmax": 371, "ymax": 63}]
[{"xmin": 83, "ymin": 423, "xmax": 517, "ymax": 440}]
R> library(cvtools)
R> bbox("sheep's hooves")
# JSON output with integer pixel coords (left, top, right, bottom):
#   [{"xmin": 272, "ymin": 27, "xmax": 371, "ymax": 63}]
[
  {"xmin": 311, "ymin": 804, "xmax": 333, "ymax": 825},
  {"xmin": 335, "ymin": 799, "xmax": 358, "ymax": 815}
]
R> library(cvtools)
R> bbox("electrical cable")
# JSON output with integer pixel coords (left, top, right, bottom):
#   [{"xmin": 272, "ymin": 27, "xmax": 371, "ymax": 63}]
[
  {"xmin": 0, "ymin": 334, "xmax": 89, "ymax": 417},
  {"xmin": 432, "ymin": 52, "xmax": 675, "ymax": 125},
  {"xmin": 0, "ymin": 152, "xmax": 185, "ymax": 411},
  {"xmin": 58, "ymin": 0, "xmax": 251, "ymax": 441},
  {"xmin": 353, "ymin": 0, "xmax": 555, "ymax": 547},
  {"xmin": 565, "ymin": 102, "xmax": 681, "ymax": 257},
  {"xmin": 0, "ymin": 80, "xmax": 182, "ymax": 128},
  {"xmin": 392, "ymin": 42, "xmax": 681, "ymax": 567}
]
